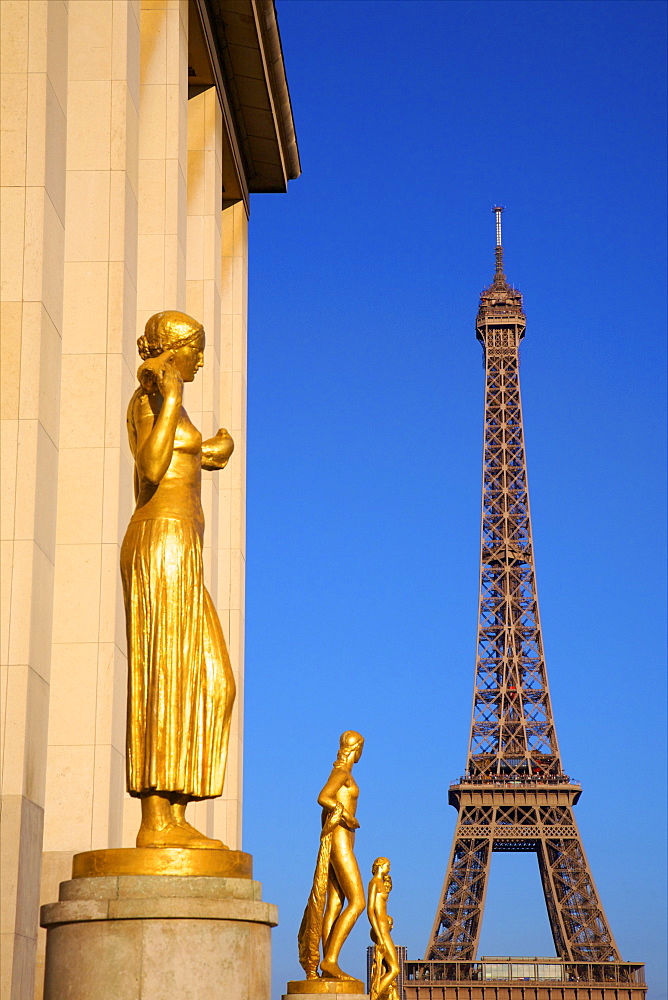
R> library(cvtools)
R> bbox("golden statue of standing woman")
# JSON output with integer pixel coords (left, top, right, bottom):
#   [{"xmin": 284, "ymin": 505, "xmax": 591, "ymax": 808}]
[
  {"xmin": 121, "ymin": 311, "xmax": 235, "ymax": 849},
  {"xmin": 297, "ymin": 731, "xmax": 366, "ymax": 984},
  {"xmin": 368, "ymin": 858, "xmax": 400, "ymax": 1000}
]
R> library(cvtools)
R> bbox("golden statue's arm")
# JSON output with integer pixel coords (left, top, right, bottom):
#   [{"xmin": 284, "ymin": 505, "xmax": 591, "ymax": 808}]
[
  {"xmin": 367, "ymin": 876, "xmax": 382, "ymax": 940},
  {"xmin": 202, "ymin": 428, "xmax": 235, "ymax": 471},
  {"xmin": 318, "ymin": 770, "xmax": 359, "ymax": 831},
  {"xmin": 133, "ymin": 352, "xmax": 183, "ymax": 483}
]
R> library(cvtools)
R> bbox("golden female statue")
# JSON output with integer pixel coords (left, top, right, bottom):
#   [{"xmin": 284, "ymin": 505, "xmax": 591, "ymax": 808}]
[
  {"xmin": 298, "ymin": 731, "xmax": 365, "ymax": 982},
  {"xmin": 368, "ymin": 858, "xmax": 400, "ymax": 1000},
  {"xmin": 121, "ymin": 311, "xmax": 235, "ymax": 849}
]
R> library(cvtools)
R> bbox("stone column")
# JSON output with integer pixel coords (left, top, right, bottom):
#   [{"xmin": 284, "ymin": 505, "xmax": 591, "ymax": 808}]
[
  {"xmin": 38, "ymin": 7, "xmax": 141, "ymax": 985},
  {"xmin": 183, "ymin": 85, "xmax": 225, "ymax": 841},
  {"xmin": 0, "ymin": 2, "xmax": 68, "ymax": 997},
  {"xmin": 117, "ymin": 0, "xmax": 190, "ymax": 846},
  {"xmin": 216, "ymin": 197, "xmax": 249, "ymax": 850},
  {"xmin": 135, "ymin": 0, "xmax": 189, "ymax": 332},
  {"xmin": 182, "ymin": 88, "xmax": 247, "ymax": 849}
]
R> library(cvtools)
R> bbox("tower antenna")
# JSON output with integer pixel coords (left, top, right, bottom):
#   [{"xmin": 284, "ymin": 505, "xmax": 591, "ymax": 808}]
[
  {"xmin": 491, "ymin": 205, "xmax": 506, "ymax": 280},
  {"xmin": 492, "ymin": 204, "xmax": 504, "ymax": 246}
]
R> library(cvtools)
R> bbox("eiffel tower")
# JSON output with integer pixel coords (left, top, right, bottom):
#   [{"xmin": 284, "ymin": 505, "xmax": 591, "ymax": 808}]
[{"xmin": 403, "ymin": 210, "xmax": 646, "ymax": 999}]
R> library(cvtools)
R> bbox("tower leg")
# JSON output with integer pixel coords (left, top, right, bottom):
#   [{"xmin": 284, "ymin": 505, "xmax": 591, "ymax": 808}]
[
  {"xmin": 426, "ymin": 824, "xmax": 491, "ymax": 960},
  {"xmin": 536, "ymin": 811, "xmax": 620, "ymax": 962}
]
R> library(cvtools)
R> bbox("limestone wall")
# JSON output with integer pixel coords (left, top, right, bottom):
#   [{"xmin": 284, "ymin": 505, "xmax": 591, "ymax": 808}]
[
  {"xmin": 1, "ymin": 3, "xmax": 249, "ymax": 996},
  {"xmin": 1, "ymin": 3, "xmax": 69, "ymax": 995}
]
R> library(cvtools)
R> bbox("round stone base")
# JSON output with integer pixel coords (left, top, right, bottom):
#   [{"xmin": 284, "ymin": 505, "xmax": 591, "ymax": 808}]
[
  {"xmin": 285, "ymin": 980, "xmax": 367, "ymax": 996},
  {"xmin": 41, "ymin": 872, "xmax": 276, "ymax": 1000}
]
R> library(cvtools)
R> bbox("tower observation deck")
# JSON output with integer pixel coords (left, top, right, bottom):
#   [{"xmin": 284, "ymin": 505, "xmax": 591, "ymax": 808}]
[{"xmin": 402, "ymin": 210, "xmax": 646, "ymax": 1000}]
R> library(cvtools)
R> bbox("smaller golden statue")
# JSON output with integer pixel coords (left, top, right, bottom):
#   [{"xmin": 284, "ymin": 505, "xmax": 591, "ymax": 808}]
[
  {"xmin": 297, "ymin": 731, "xmax": 365, "ymax": 983},
  {"xmin": 368, "ymin": 858, "xmax": 400, "ymax": 1000}
]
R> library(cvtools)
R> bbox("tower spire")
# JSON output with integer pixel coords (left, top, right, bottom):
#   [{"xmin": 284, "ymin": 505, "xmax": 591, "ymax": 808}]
[
  {"xmin": 492, "ymin": 205, "xmax": 507, "ymax": 285},
  {"xmin": 476, "ymin": 207, "xmax": 525, "ymax": 348},
  {"xmin": 494, "ymin": 204, "xmax": 503, "ymax": 247}
]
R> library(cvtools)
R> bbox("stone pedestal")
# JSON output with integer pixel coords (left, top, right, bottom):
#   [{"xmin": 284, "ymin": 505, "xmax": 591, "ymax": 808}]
[
  {"xmin": 41, "ymin": 868, "xmax": 277, "ymax": 1000},
  {"xmin": 283, "ymin": 979, "xmax": 367, "ymax": 999}
]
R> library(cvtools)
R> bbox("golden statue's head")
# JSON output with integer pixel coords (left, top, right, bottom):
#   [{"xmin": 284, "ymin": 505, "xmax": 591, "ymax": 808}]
[
  {"xmin": 334, "ymin": 730, "xmax": 364, "ymax": 768},
  {"xmin": 372, "ymin": 857, "xmax": 390, "ymax": 875},
  {"xmin": 138, "ymin": 312, "xmax": 205, "ymax": 384}
]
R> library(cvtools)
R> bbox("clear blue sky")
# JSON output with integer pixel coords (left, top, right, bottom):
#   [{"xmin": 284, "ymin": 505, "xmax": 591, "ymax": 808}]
[{"xmin": 241, "ymin": 2, "xmax": 667, "ymax": 997}]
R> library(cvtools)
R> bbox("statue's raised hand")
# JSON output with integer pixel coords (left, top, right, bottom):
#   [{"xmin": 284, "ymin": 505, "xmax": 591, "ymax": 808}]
[{"xmin": 137, "ymin": 350, "xmax": 183, "ymax": 400}]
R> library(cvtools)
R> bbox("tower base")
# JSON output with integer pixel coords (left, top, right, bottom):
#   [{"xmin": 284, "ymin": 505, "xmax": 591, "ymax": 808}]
[
  {"xmin": 403, "ymin": 959, "xmax": 647, "ymax": 1000},
  {"xmin": 40, "ymin": 862, "xmax": 277, "ymax": 1000}
]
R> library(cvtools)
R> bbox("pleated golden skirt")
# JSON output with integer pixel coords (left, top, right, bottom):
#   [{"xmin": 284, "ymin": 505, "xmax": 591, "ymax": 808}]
[{"xmin": 120, "ymin": 517, "xmax": 235, "ymax": 798}]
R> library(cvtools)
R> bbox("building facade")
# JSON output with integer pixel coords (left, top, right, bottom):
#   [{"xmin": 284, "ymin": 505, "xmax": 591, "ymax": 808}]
[{"xmin": 0, "ymin": 2, "xmax": 299, "ymax": 996}]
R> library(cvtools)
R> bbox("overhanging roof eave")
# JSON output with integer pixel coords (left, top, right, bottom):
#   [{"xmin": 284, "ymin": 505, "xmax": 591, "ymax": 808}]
[{"xmin": 202, "ymin": 0, "xmax": 300, "ymax": 195}]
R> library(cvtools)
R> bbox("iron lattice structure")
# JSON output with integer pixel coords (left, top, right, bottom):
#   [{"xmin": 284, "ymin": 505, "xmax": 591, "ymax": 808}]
[{"xmin": 426, "ymin": 210, "xmax": 623, "ymax": 965}]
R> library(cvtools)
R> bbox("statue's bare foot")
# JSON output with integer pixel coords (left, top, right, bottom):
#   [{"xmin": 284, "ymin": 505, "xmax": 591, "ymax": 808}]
[
  {"xmin": 319, "ymin": 960, "xmax": 357, "ymax": 981},
  {"xmin": 169, "ymin": 801, "xmax": 228, "ymax": 848},
  {"xmin": 137, "ymin": 821, "xmax": 193, "ymax": 848},
  {"xmin": 173, "ymin": 817, "xmax": 227, "ymax": 849},
  {"xmin": 178, "ymin": 827, "xmax": 226, "ymax": 849},
  {"xmin": 136, "ymin": 821, "xmax": 225, "ymax": 849}
]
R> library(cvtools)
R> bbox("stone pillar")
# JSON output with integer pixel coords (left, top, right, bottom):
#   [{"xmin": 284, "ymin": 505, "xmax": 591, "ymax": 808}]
[
  {"xmin": 217, "ymin": 198, "xmax": 249, "ymax": 849},
  {"xmin": 41, "ymin": 872, "xmax": 277, "ymax": 1000},
  {"xmin": 0, "ymin": 2, "xmax": 68, "ymax": 996},
  {"xmin": 136, "ymin": 0, "xmax": 189, "ymax": 331},
  {"xmin": 37, "ymin": 5, "xmax": 141, "ymax": 990},
  {"xmin": 117, "ymin": 0, "xmax": 190, "ymax": 847},
  {"xmin": 184, "ymin": 85, "xmax": 229, "ymax": 841}
]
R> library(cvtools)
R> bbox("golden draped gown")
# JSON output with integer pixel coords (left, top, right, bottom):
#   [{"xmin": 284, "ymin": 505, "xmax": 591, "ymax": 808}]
[{"xmin": 121, "ymin": 389, "xmax": 235, "ymax": 798}]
